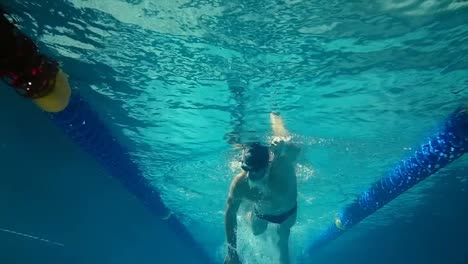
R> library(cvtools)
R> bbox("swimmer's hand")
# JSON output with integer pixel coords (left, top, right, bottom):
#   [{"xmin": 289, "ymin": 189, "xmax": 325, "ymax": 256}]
[
  {"xmin": 271, "ymin": 137, "xmax": 301, "ymax": 161},
  {"xmin": 224, "ymin": 250, "xmax": 241, "ymax": 264},
  {"xmin": 271, "ymin": 137, "xmax": 290, "ymax": 156}
]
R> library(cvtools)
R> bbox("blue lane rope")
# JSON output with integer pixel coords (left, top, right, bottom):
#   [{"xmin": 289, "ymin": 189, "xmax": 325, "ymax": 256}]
[
  {"xmin": 48, "ymin": 93, "xmax": 213, "ymax": 263},
  {"xmin": 301, "ymin": 105, "xmax": 467, "ymax": 261}
]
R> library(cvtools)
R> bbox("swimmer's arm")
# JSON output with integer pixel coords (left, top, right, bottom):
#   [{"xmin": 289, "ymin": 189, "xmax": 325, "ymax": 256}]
[
  {"xmin": 270, "ymin": 112, "xmax": 289, "ymax": 137},
  {"xmin": 225, "ymin": 174, "xmax": 244, "ymax": 255},
  {"xmin": 270, "ymin": 112, "xmax": 301, "ymax": 162}
]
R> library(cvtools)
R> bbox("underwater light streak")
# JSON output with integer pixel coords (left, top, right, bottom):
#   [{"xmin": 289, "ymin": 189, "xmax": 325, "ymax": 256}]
[{"xmin": 0, "ymin": 228, "xmax": 65, "ymax": 247}]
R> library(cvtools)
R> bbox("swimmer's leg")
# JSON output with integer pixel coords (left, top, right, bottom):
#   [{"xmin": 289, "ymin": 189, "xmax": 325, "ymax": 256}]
[{"xmin": 276, "ymin": 211, "xmax": 297, "ymax": 264}]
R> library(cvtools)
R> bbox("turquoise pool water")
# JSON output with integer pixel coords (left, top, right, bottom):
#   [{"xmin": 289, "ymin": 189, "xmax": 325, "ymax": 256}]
[{"xmin": 2, "ymin": 0, "xmax": 467, "ymax": 263}]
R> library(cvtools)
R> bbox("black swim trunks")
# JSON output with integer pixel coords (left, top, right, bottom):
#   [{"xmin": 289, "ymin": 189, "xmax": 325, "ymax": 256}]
[{"xmin": 254, "ymin": 203, "xmax": 297, "ymax": 224}]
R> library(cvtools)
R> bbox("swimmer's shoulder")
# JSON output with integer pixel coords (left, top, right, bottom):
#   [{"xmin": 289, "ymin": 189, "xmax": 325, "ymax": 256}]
[{"xmin": 229, "ymin": 171, "xmax": 249, "ymax": 196}]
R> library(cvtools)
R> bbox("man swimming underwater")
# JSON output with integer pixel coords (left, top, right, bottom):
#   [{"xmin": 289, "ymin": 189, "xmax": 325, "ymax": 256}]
[{"xmin": 224, "ymin": 113, "xmax": 301, "ymax": 264}]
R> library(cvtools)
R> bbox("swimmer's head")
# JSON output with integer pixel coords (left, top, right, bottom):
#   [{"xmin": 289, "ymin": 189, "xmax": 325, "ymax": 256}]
[{"xmin": 241, "ymin": 142, "xmax": 270, "ymax": 181}]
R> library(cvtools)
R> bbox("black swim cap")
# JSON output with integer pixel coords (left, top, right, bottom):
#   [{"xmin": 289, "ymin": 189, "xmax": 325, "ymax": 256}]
[{"xmin": 241, "ymin": 142, "xmax": 269, "ymax": 171}]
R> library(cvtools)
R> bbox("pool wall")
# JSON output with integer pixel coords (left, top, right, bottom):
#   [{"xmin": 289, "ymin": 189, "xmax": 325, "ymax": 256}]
[{"xmin": 0, "ymin": 84, "xmax": 210, "ymax": 264}]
